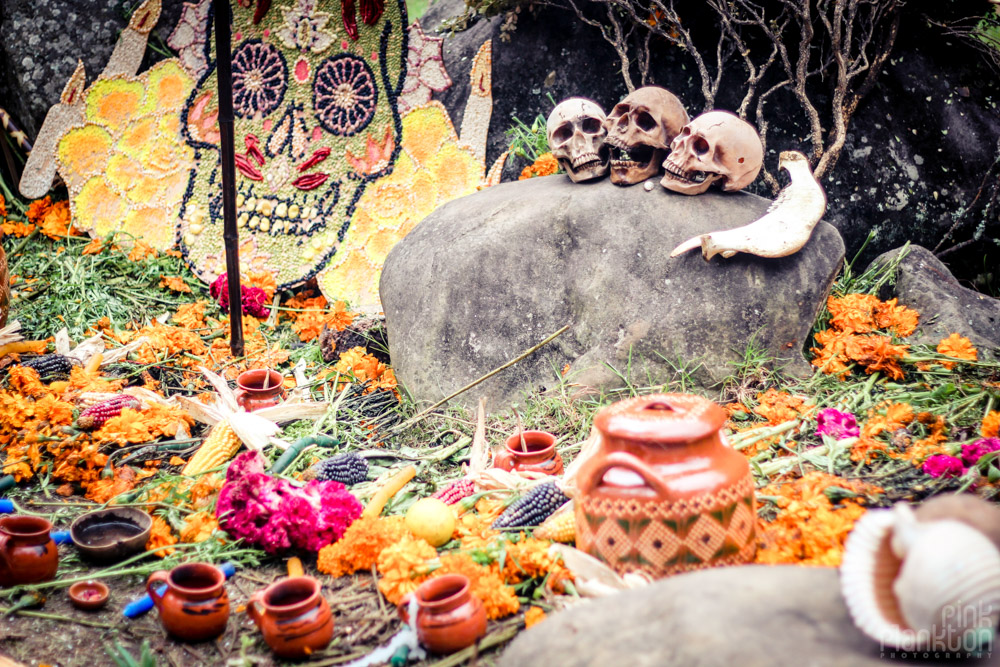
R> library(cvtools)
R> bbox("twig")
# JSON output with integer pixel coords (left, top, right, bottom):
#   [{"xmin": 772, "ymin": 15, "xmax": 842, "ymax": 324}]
[
  {"xmin": 0, "ymin": 605, "xmax": 115, "ymax": 629},
  {"xmin": 513, "ymin": 407, "xmax": 528, "ymax": 453},
  {"xmin": 389, "ymin": 325, "xmax": 570, "ymax": 434},
  {"xmin": 371, "ymin": 565, "xmax": 386, "ymax": 615},
  {"xmin": 424, "ymin": 623, "xmax": 521, "ymax": 667}
]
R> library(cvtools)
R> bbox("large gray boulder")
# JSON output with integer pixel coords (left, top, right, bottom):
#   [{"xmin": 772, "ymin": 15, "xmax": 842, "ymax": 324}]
[
  {"xmin": 498, "ymin": 565, "xmax": 997, "ymax": 666},
  {"xmin": 871, "ymin": 245, "xmax": 1000, "ymax": 358},
  {"xmin": 380, "ymin": 176, "xmax": 844, "ymax": 408}
]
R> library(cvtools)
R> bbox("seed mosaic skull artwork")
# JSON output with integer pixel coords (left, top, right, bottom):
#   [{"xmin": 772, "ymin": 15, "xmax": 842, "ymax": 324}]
[{"xmin": 177, "ymin": 0, "xmax": 410, "ymax": 290}]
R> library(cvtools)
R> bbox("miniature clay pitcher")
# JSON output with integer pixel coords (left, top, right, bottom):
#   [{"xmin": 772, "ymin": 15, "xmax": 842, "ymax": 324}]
[
  {"xmin": 575, "ymin": 394, "xmax": 756, "ymax": 579},
  {"xmin": 399, "ymin": 574, "xmax": 487, "ymax": 654},
  {"xmin": 0, "ymin": 516, "xmax": 58, "ymax": 587},
  {"xmin": 493, "ymin": 431, "xmax": 563, "ymax": 476},
  {"xmin": 235, "ymin": 369, "xmax": 286, "ymax": 412},
  {"xmin": 147, "ymin": 562, "xmax": 230, "ymax": 642},
  {"xmin": 248, "ymin": 576, "xmax": 334, "ymax": 659}
]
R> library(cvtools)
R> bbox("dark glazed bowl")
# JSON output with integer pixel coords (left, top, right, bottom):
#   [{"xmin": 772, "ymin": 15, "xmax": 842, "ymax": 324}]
[
  {"xmin": 69, "ymin": 580, "xmax": 109, "ymax": 610},
  {"xmin": 70, "ymin": 508, "xmax": 153, "ymax": 564}
]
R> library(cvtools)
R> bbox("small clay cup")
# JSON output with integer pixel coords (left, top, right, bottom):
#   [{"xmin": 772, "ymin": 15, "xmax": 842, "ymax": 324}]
[
  {"xmin": 0, "ymin": 515, "xmax": 58, "ymax": 588},
  {"xmin": 493, "ymin": 431, "xmax": 563, "ymax": 476},
  {"xmin": 69, "ymin": 581, "xmax": 109, "ymax": 610},
  {"xmin": 399, "ymin": 574, "xmax": 487, "ymax": 654},
  {"xmin": 235, "ymin": 369, "xmax": 286, "ymax": 412},
  {"xmin": 248, "ymin": 576, "xmax": 334, "ymax": 659},
  {"xmin": 147, "ymin": 562, "xmax": 230, "ymax": 642},
  {"xmin": 70, "ymin": 508, "xmax": 152, "ymax": 564}
]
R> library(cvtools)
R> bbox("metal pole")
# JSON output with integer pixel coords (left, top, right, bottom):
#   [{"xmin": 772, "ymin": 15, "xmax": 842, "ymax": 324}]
[{"xmin": 213, "ymin": 0, "xmax": 244, "ymax": 356}]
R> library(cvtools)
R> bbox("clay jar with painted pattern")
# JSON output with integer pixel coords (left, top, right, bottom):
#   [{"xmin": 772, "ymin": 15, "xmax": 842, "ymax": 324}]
[
  {"xmin": 147, "ymin": 562, "xmax": 230, "ymax": 642},
  {"xmin": 575, "ymin": 394, "xmax": 756, "ymax": 579},
  {"xmin": 493, "ymin": 431, "xmax": 563, "ymax": 476},
  {"xmin": 0, "ymin": 516, "xmax": 58, "ymax": 587},
  {"xmin": 248, "ymin": 576, "xmax": 334, "ymax": 659}
]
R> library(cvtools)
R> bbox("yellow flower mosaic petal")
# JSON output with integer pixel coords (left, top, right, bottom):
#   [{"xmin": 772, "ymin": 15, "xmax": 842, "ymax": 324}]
[
  {"xmin": 141, "ymin": 60, "xmax": 193, "ymax": 113},
  {"xmin": 118, "ymin": 116, "xmax": 159, "ymax": 162},
  {"xmin": 57, "ymin": 125, "xmax": 113, "ymax": 186},
  {"xmin": 107, "ymin": 153, "xmax": 144, "ymax": 194},
  {"xmin": 75, "ymin": 178, "xmax": 126, "ymax": 236},
  {"xmin": 430, "ymin": 142, "xmax": 479, "ymax": 202},
  {"xmin": 123, "ymin": 207, "xmax": 175, "ymax": 249},
  {"xmin": 402, "ymin": 105, "xmax": 455, "ymax": 167},
  {"xmin": 86, "ymin": 78, "xmax": 145, "ymax": 133}
]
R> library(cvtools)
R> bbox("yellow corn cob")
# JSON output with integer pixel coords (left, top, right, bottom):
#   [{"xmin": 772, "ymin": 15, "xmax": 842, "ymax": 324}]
[
  {"xmin": 535, "ymin": 511, "xmax": 575, "ymax": 543},
  {"xmin": 183, "ymin": 421, "xmax": 242, "ymax": 476}
]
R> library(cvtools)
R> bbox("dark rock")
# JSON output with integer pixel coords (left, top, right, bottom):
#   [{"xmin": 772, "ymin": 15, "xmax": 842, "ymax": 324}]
[
  {"xmin": 498, "ymin": 565, "xmax": 997, "ymax": 667},
  {"xmin": 421, "ymin": 0, "xmax": 1000, "ymax": 281},
  {"xmin": 319, "ymin": 315, "xmax": 391, "ymax": 364},
  {"xmin": 379, "ymin": 176, "xmax": 844, "ymax": 408},
  {"xmin": 870, "ymin": 245, "xmax": 1000, "ymax": 358},
  {"xmin": 0, "ymin": 0, "xmax": 181, "ymax": 138}
]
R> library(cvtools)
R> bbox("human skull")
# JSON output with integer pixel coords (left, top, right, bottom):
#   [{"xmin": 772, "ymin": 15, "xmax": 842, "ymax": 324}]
[
  {"xmin": 605, "ymin": 86, "xmax": 689, "ymax": 186},
  {"xmin": 546, "ymin": 98, "xmax": 609, "ymax": 182},
  {"xmin": 660, "ymin": 111, "xmax": 763, "ymax": 195}
]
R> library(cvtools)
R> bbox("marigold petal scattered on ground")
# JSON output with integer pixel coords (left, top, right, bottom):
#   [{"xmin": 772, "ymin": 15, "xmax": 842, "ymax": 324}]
[
  {"xmin": 936, "ymin": 333, "xmax": 977, "ymax": 370},
  {"xmin": 983, "ymin": 411, "xmax": 1000, "ymax": 438}
]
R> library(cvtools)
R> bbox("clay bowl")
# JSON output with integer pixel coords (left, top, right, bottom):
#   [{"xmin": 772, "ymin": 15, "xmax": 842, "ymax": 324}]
[
  {"xmin": 68, "ymin": 581, "xmax": 109, "ymax": 611},
  {"xmin": 70, "ymin": 508, "xmax": 152, "ymax": 564}
]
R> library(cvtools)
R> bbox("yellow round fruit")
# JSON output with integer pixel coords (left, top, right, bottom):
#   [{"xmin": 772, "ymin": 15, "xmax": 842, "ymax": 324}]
[{"xmin": 405, "ymin": 498, "xmax": 456, "ymax": 547}]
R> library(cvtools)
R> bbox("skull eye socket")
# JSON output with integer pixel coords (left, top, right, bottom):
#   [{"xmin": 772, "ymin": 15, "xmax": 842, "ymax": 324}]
[
  {"xmin": 611, "ymin": 104, "xmax": 630, "ymax": 119},
  {"xmin": 581, "ymin": 117, "xmax": 603, "ymax": 134},
  {"xmin": 553, "ymin": 124, "xmax": 574, "ymax": 144},
  {"xmin": 635, "ymin": 112, "xmax": 657, "ymax": 132},
  {"xmin": 693, "ymin": 137, "xmax": 711, "ymax": 155}
]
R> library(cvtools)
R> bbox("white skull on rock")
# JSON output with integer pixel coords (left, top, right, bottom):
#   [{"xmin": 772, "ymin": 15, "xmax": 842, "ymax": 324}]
[
  {"xmin": 547, "ymin": 98, "xmax": 609, "ymax": 182},
  {"xmin": 605, "ymin": 86, "xmax": 689, "ymax": 186},
  {"xmin": 661, "ymin": 110, "xmax": 763, "ymax": 195}
]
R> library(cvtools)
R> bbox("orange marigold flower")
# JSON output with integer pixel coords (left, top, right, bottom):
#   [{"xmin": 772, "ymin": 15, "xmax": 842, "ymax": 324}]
[
  {"xmin": 1, "ymin": 220, "xmax": 35, "ymax": 237},
  {"xmin": 844, "ymin": 335, "xmax": 908, "ymax": 380},
  {"xmin": 334, "ymin": 346, "xmax": 391, "ymax": 393},
  {"xmin": 524, "ymin": 606, "xmax": 547, "ymax": 628},
  {"xmin": 146, "ymin": 515, "xmax": 177, "ymax": 557},
  {"xmin": 376, "ymin": 535, "xmax": 437, "ymax": 604},
  {"xmin": 519, "ymin": 153, "xmax": 559, "ymax": 180},
  {"xmin": 861, "ymin": 402, "xmax": 914, "ymax": 438},
  {"xmin": 38, "ymin": 201, "xmax": 74, "ymax": 240},
  {"xmin": 0, "ymin": 192, "xmax": 6, "ymax": 218},
  {"xmin": 180, "ymin": 511, "xmax": 221, "ymax": 543},
  {"xmin": 936, "ymin": 333, "xmax": 977, "ymax": 370},
  {"xmin": 983, "ymin": 411, "xmax": 1000, "ymax": 438},
  {"xmin": 85, "ymin": 466, "xmax": 137, "ymax": 504},
  {"xmin": 244, "ymin": 271, "xmax": 277, "ymax": 300},
  {"xmin": 26, "ymin": 196, "xmax": 53, "ymax": 223},
  {"xmin": 827, "ymin": 293, "xmax": 880, "ymax": 334},
  {"xmin": 318, "ymin": 515, "xmax": 411, "ymax": 577},
  {"xmin": 873, "ymin": 298, "xmax": 919, "ymax": 338},
  {"xmin": 8, "ymin": 366, "xmax": 49, "ymax": 397},
  {"xmin": 128, "ymin": 241, "xmax": 157, "ymax": 262},
  {"xmin": 81, "ymin": 238, "xmax": 104, "ymax": 255},
  {"xmin": 159, "ymin": 275, "xmax": 192, "ymax": 293},
  {"xmin": 173, "ymin": 301, "xmax": 208, "ymax": 330},
  {"xmin": 754, "ymin": 389, "xmax": 809, "ymax": 425}
]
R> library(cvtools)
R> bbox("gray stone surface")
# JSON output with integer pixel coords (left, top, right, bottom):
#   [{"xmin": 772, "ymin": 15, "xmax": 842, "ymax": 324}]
[
  {"xmin": 871, "ymin": 245, "xmax": 1000, "ymax": 358},
  {"xmin": 379, "ymin": 176, "xmax": 844, "ymax": 408},
  {"xmin": 498, "ymin": 565, "xmax": 999, "ymax": 667},
  {"xmin": 0, "ymin": 0, "xmax": 181, "ymax": 138}
]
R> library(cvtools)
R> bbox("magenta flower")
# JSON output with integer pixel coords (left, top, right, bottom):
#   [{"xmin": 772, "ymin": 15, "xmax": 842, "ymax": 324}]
[
  {"xmin": 210, "ymin": 273, "xmax": 270, "ymax": 318},
  {"xmin": 921, "ymin": 454, "xmax": 966, "ymax": 479},
  {"xmin": 816, "ymin": 408, "xmax": 860, "ymax": 440},
  {"xmin": 961, "ymin": 437, "xmax": 1000, "ymax": 467}
]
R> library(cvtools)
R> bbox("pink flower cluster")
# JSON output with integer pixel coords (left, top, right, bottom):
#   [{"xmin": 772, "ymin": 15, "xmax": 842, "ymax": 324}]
[
  {"xmin": 921, "ymin": 438, "xmax": 1000, "ymax": 479},
  {"xmin": 209, "ymin": 273, "xmax": 270, "ymax": 318},
  {"xmin": 815, "ymin": 408, "xmax": 860, "ymax": 440},
  {"xmin": 216, "ymin": 451, "xmax": 363, "ymax": 553}
]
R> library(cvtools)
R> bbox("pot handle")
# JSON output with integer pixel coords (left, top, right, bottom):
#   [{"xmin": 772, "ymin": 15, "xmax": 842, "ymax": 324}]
[
  {"xmin": 146, "ymin": 571, "xmax": 169, "ymax": 610},
  {"xmin": 579, "ymin": 451, "xmax": 671, "ymax": 498},
  {"xmin": 492, "ymin": 447, "xmax": 513, "ymax": 472},
  {"xmin": 397, "ymin": 592, "xmax": 414, "ymax": 625},
  {"xmin": 247, "ymin": 591, "xmax": 265, "ymax": 627}
]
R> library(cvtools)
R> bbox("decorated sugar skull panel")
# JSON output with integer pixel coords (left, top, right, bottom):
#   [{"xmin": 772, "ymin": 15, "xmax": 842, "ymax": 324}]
[{"xmin": 178, "ymin": 0, "xmax": 408, "ymax": 290}]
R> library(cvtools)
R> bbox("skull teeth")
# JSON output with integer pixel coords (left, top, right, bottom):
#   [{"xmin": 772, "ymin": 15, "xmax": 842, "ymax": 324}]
[
  {"xmin": 663, "ymin": 160, "xmax": 706, "ymax": 183},
  {"xmin": 571, "ymin": 152, "xmax": 604, "ymax": 169}
]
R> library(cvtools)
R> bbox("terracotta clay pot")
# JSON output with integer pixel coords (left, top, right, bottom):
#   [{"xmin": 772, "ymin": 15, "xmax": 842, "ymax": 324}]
[
  {"xmin": 399, "ymin": 574, "xmax": 487, "ymax": 654},
  {"xmin": 575, "ymin": 394, "xmax": 756, "ymax": 580},
  {"xmin": 0, "ymin": 515, "xmax": 58, "ymax": 587},
  {"xmin": 147, "ymin": 562, "xmax": 230, "ymax": 642},
  {"xmin": 235, "ymin": 369, "xmax": 286, "ymax": 412},
  {"xmin": 68, "ymin": 580, "xmax": 109, "ymax": 611},
  {"xmin": 248, "ymin": 576, "xmax": 334, "ymax": 659},
  {"xmin": 493, "ymin": 431, "xmax": 563, "ymax": 476}
]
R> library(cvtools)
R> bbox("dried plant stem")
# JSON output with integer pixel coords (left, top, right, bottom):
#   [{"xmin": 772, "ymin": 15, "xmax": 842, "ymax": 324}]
[
  {"xmin": 0, "ymin": 606, "xmax": 115, "ymax": 629},
  {"xmin": 390, "ymin": 325, "xmax": 570, "ymax": 434}
]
